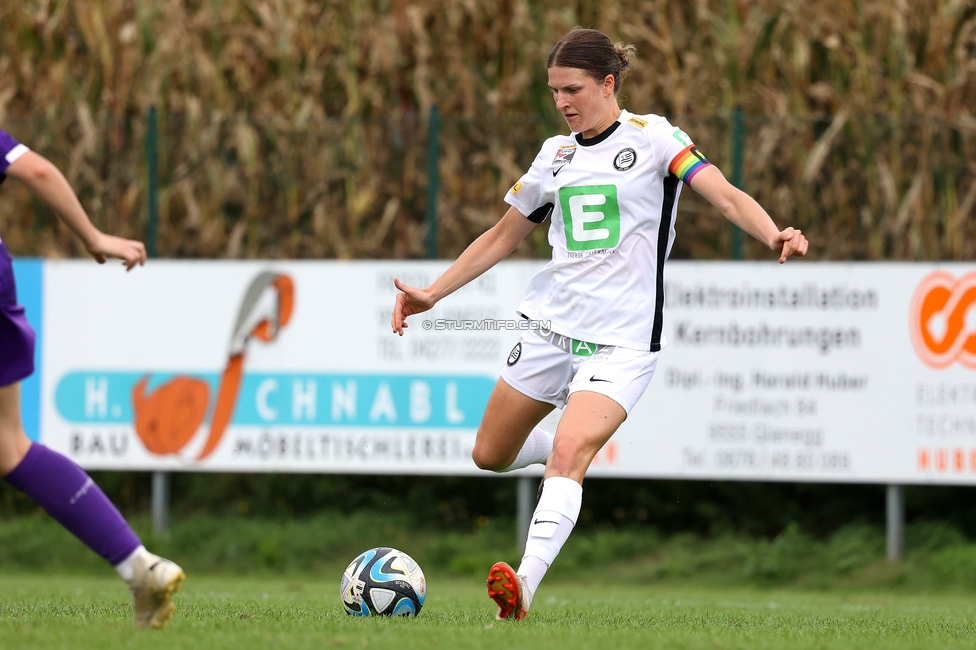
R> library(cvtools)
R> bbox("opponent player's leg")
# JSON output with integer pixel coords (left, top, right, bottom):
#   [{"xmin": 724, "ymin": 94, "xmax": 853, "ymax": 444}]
[
  {"xmin": 471, "ymin": 377, "xmax": 555, "ymax": 472},
  {"xmin": 0, "ymin": 382, "xmax": 31, "ymax": 475},
  {"xmin": 0, "ymin": 381, "xmax": 185, "ymax": 629}
]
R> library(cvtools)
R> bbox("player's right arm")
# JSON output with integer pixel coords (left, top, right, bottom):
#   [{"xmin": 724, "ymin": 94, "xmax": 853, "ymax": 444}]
[
  {"xmin": 391, "ymin": 205, "xmax": 537, "ymax": 335},
  {"xmin": 5, "ymin": 150, "xmax": 146, "ymax": 270}
]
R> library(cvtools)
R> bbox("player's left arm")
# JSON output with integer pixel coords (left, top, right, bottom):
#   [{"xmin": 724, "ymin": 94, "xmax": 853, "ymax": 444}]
[{"xmin": 688, "ymin": 165, "xmax": 808, "ymax": 263}]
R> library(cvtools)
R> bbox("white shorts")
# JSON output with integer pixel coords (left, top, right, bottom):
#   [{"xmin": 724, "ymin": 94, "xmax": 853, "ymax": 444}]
[{"xmin": 500, "ymin": 329, "xmax": 659, "ymax": 416}]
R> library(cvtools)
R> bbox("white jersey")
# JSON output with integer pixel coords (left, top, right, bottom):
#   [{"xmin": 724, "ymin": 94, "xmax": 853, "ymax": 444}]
[{"xmin": 505, "ymin": 109, "xmax": 711, "ymax": 351}]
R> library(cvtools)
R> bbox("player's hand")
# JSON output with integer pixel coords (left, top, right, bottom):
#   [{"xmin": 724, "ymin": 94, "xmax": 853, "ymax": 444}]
[
  {"xmin": 391, "ymin": 277, "xmax": 436, "ymax": 336},
  {"xmin": 87, "ymin": 232, "xmax": 147, "ymax": 271},
  {"xmin": 772, "ymin": 227, "xmax": 808, "ymax": 264}
]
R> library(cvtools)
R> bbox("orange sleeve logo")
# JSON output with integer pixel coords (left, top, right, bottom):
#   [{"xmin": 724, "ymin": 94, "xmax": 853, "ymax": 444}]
[{"xmin": 908, "ymin": 271, "xmax": 976, "ymax": 369}]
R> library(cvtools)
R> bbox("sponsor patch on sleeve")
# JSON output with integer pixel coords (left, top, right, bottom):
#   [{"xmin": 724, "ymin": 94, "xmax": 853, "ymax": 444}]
[
  {"xmin": 509, "ymin": 181, "xmax": 523, "ymax": 195},
  {"xmin": 626, "ymin": 116, "xmax": 648, "ymax": 129}
]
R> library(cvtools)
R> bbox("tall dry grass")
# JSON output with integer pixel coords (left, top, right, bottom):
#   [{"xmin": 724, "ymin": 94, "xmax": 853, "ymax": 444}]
[{"xmin": 0, "ymin": 0, "xmax": 974, "ymax": 261}]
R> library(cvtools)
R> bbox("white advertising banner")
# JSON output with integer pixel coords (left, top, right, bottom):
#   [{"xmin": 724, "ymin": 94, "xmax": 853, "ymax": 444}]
[{"xmin": 38, "ymin": 261, "xmax": 976, "ymax": 484}]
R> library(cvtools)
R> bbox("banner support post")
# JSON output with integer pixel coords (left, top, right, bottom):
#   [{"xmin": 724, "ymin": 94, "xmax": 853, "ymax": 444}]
[
  {"xmin": 152, "ymin": 471, "xmax": 170, "ymax": 536},
  {"xmin": 886, "ymin": 483, "xmax": 904, "ymax": 561}
]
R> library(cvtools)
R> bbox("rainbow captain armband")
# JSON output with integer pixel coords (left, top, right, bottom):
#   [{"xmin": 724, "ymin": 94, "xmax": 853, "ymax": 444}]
[{"xmin": 668, "ymin": 144, "xmax": 711, "ymax": 185}]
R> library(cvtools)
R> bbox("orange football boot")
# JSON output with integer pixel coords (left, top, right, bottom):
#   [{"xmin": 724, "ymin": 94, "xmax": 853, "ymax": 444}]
[{"xmin": 487, "ymin": 561, "xmax": 529, "ymax": 620}]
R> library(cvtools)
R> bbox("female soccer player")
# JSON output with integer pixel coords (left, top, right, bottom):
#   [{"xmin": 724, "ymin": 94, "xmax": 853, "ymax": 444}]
[
  {"xmin": 391, "ymin": 28, "xmax": 808, "ymax": 620},
  {"xmin": 0, "ymin": 127, "xmax": 185, "ymax": 629}
]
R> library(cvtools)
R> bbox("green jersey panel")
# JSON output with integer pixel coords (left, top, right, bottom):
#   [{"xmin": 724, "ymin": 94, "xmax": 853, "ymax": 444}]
[{"xmin": 559, "ymin": 185, "xmax": 621, "ymax": 251}]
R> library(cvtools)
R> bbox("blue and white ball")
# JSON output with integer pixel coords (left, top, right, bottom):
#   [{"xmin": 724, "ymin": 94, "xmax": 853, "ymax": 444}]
[{"xmin": 340, "ymin": 547, "xmax": 426, "ymax": 617}]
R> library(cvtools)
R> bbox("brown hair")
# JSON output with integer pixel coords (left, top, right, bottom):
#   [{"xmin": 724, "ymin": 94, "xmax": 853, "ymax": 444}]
[{"xmin": 547, "ymin": 28, "xmax": 636, "ymax": 93}]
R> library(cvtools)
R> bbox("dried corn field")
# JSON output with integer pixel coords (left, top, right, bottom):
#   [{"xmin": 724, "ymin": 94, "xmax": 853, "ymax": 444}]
[{"xmin": 1, "ymin": 0, "xmax": 975, "ymax": 261}]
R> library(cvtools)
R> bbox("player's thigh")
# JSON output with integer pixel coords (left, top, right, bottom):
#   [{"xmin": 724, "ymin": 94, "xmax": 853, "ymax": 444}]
[
  {"xmin": 545, "ymin": 390, "xmax": 626, "ymax": 483},
  {"xmin": 546, "ymin": 347, "xmax": 659, "ymax": 482},
  {"xmin": 0, "ymin": 382, "xmax": 32, "ymax": 475},
  {"xmin": 472, "ymin": 378, "xmax": 555, "ymax": 469}
]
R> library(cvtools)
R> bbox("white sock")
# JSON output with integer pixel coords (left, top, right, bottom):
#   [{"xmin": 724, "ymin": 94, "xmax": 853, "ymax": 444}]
[
  {"xmin": 517, "ymin": 476, "xmax": 583, "ymax": 595},
  {"xmin": 517, "ymin": 556, "xmax": 548, "ymax": 604},
  {"xmin": 500, "ymin": 427, "xmax": 554, "ymax": 472},
  {"xmin": 114, "ymin": 545, "xmax": 146, "ymax": 581}
]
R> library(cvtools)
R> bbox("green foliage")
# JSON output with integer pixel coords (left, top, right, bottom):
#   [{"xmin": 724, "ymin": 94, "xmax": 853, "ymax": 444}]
[
  {"xmin": 742, "ymin": 523, "xmax": 811, "ymax": 582},
  {"xmin": 927, "ymin": 545, "xmax": 976, "ymax": 589},
  {"xmin": 6, "ymin": 511, "xmax": 976, "ymax": 594},
  {"xmin": 9, "ymin": 474, "xmax": 976, "ymax": 544}
]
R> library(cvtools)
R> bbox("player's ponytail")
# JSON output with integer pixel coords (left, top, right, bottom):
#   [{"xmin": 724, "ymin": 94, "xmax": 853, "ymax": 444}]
[
  {"xmin": 614, "ymin": 42, "xmax": 636, "ymax": 84},
  {"xmin": 548, "ymin": 28, "xmax": 636, "ymax": 93}
]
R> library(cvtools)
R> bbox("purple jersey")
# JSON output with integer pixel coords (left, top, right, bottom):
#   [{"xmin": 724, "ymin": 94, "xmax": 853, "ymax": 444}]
[
  {"xmin": 0, "ymin": 128, "xmax": 29, "ymax": 185},
  {"xmin": 0, "ymin": 128, "xmax": 36, "ymax": 385},
  {"xmin": 1, "ymin": 240, "xmax": 36, "ymax": 385}
]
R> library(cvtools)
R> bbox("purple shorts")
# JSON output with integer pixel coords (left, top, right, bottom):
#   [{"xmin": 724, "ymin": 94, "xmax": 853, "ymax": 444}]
[{"xmin": 0, "ymin": 240, "xmax": 36, "ymax": 387}]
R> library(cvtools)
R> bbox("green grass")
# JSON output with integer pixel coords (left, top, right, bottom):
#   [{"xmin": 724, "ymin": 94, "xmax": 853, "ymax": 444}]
[
  {"xmin": 3, "ymin": 573, "xmax": 976, "ymax": 649},
  {"xmin": 6, "ymin": 513, "xmax": 976, "ymax": 648}
]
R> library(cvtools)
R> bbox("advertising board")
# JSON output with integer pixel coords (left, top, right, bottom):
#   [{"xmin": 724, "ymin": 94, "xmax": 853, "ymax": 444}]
[{"xmin": 25, "ymin": 260, "xmax": 976, "ymax": 484}]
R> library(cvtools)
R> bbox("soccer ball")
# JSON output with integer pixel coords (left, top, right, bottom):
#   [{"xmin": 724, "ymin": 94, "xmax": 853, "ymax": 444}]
[{"xmin": 340, "ymin": 547, "xmax": 426, "ymax": 617}]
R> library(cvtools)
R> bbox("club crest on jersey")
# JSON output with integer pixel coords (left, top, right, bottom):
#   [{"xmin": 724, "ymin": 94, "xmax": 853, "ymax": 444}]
[
  {"xmin": 552, "ymin": 144, "xmax": 576, "ymax": 176},
  {"xmin": 613, "ymin": 148, "xmax": 637, "ymax": 171}
]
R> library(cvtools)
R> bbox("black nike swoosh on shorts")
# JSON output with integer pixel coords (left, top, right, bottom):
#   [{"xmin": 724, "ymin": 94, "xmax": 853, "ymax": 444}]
[
  {"xmin": 533, "ymin": 519, "xmax": 560, "ymax": 525},
  {"xmin": 589, "ymin": 376, "xmax": 612, "ymax": 383}
]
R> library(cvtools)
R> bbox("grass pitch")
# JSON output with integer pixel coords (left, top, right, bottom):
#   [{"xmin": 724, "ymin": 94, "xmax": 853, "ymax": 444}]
[{"xmin": 2, "ymin": 573, "xmax": 976, "ymax": 650}]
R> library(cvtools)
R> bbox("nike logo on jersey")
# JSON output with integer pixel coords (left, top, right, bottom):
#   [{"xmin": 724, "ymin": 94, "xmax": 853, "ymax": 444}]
[{"xmin": 589, "ymin": 376, "xmax": 612, "ymax": 383}]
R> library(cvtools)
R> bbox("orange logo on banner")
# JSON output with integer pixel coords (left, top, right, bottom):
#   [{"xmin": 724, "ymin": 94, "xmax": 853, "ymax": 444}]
[
  {"xmin": 131, "ymin": 273, "xmax": 294, "ymax": 461},
  {"xmin": 132, "ymin": 377, "xmax": 209, "ymax": 455},
  {"xmin": 918, "ymin": 447, "xmax": 976, "ymax": 474},
  {"xmin": 908, "ymin": 271, "xmax": 976, "ymax": 369}
]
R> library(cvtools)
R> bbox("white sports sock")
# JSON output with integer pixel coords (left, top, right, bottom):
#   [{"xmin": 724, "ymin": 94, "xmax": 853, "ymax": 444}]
[
  {"xmin": 517, "ymin": 556, "xmax": 548, "ymax": 603},
  {"xmin": 518, "ymin": 476, "xmax": 583, "ymax": 595},
  {"xmin": 114, "ymin": 545, "xmax": 146, "ymax": 581},
  {"xmin": 500, "ymin": 427, "xmax": 554, "ymax": 472}
]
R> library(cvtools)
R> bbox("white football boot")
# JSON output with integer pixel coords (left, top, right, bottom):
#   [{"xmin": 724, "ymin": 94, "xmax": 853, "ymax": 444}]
[{"xmin": 127, "ymin": 549, "xmax": 186, "ymax": 629}]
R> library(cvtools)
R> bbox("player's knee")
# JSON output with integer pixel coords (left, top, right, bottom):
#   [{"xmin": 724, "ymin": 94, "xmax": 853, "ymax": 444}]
[
  {"xmin": 547, "ymin": 438, "xmax": 587, "ymax": 476},
  {"xmin": 471, "ymin": 443, "xmax": 510, "ymax": 472}
]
